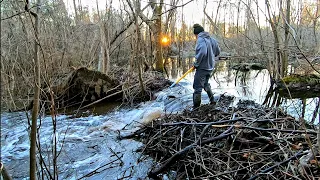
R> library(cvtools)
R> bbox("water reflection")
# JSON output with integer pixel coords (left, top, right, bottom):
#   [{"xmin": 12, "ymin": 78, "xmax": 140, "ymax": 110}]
[
  {"xmin": 263, "ymin": 86, "xmax": 320, "ymax": 123},
  {"xmin": 165, "ymin": 58, "xmax": 319, "ymax": 123}
]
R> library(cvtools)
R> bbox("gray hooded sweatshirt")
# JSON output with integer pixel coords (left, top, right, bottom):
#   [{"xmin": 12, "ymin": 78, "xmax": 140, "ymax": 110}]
[{"xmin": 194, "ymin": 32, "xmax": 220, "ymax": 71}]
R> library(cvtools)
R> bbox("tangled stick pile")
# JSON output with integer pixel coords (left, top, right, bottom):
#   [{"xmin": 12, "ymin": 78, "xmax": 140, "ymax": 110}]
[{"xmin": 129, "ymin": 96, "xmax": 320, "ymax": 179}]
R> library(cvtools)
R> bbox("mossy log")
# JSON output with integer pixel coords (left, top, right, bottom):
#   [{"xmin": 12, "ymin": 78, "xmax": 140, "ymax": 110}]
[{"xmin": 276, "ymin": 74, "xmax": 320, "ymax": 98}]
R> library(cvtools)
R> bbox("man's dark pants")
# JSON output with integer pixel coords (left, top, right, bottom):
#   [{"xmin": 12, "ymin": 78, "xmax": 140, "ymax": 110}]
[{"xmin": 193, "ymin": 69, "xmax": 214, "ymax": 108}]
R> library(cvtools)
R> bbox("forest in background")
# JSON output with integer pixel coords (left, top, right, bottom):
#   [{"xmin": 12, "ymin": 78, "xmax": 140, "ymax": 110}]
[{"xmin": 1, "ymin": 0, "xmax": 319, "ymax": 111}]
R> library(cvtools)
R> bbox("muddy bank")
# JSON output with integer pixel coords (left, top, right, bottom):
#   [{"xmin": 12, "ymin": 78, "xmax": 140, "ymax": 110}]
[{"xmin": 124, "ymin": 96, "xmax": 320, "ymax": 179}]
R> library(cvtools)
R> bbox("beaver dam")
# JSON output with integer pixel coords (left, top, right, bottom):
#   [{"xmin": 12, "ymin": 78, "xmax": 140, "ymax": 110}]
[{"xmin": 122, "ymin": 94, "xmax": 320, "ymax": 179}]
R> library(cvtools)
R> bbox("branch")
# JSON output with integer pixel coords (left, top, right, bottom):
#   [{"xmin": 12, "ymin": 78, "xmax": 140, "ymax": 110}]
[
  {"xmin": 211, "ymin": 124, "xmax": 317, "ymax": 135},
  {"xmin": 24, "ymin": 0, "xmax": 37, "ymax": 17},
  {"xmin": 148, "ymin": 127, "xmax": 234, "ymax": 178},
  {"xmin": 138, "ymin": 9, "xmax": 156, "ymax": 32},
  {"xmin": 110, "ymin": 20, "xmax": 134, "ymax": 45},
  {"xmin": 159, "ymin": 0, "xmax": 194, "ymax": 16},
  {"xmin": 161, "ymin": 117, "xmax": 293, "ymax": 126},
  {"xmin": 290, "ymin": 32, "xmax": 320, "ymax": 74},
  {"xmin": 1, "ymin": 11, "xmax": 26, "ymax": 21},
  {"xmin": 77, "ymin": 156, "xmax": 123, "ymax": 180},
  {"xmin": 118, "ymin": 127, "xmax": 149, "ymax": 139},
  {"xmin": 138, "ymin": 0, "xmax": 194, "ymax": 32},
  {"xmin": 1, "ymin": 5, "xmax": 38, "ymax": 21}
]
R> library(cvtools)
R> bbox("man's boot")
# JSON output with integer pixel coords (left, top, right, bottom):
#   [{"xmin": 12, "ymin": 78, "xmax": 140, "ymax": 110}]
[
  {"xmin": 204, "ymin": 86, "xmax": 215, "ymax": 105},
  {"xmin": 193, "ymin": 93, "xmax": 201, "ymax": 108}
]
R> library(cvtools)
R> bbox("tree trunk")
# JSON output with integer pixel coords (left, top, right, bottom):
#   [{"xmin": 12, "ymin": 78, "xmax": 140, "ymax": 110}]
[
  {"xmin": 313, "ymin": 0, "xmax": 319, "ymax": 49},
  {"xmin": 73, "ymin": 0, "xmax": 79, "ymax": 25},
  {"xmin": 154, "ymin": 0, "xmax": 164, "ymax": 72},
  {"xmin": 99, "ymin": 21, "xmax": 110, "ymax": 74},
  {"xmin": 96, "ymin": 1, "xmax": 111, "ymax": 74},
  {"xmin": 283, "ymin": 0, "xmax": 290, "ymax": 77},
  {"xmin": 266, "ymin": 0, "xmax": 283, "ymax": 80},
  {"xmin": 27, "ymin": 0, "xmax": 41, "ymax": 179},
  {"xmin": 135, "ymin": 0, "xmax": 146, "ymax": 94}
]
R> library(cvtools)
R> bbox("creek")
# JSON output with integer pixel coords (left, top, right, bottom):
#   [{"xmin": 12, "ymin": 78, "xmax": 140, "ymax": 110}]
[{"xmin": 1, "ymin": 59, "xmax": 318, "ymax": 179}]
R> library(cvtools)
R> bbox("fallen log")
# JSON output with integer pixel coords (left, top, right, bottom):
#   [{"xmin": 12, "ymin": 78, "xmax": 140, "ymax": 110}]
[{"xmin": 276, "ymin": 74, "xmax": 320, "ymax": 99}]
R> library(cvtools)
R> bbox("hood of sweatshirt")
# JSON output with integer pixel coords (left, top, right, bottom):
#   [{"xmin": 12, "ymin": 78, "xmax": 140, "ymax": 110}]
[{"xmin": 198, "ymin": 31, "xmax": 211, "ymax": 39}]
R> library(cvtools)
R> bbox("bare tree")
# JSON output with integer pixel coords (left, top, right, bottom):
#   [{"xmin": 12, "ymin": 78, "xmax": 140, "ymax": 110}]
[
  {"xmin": 97, "ymin": 0, "xmax": 112, "ymax": 74},
  {"xmin": 24, "ymin": 0, "xmax": 41, "ymax": 179},
  {"xmin": 266, "ymin": 0, "xmax": 283, "ymax": 79},
  {"xmin": 125, "ymin": 0, "xmax": 146, "ymax": 94},
  {"xmin": 282, "ymin": 0, "xmax": 291, "ymax": 76},
  {"xmin": 73, "ymin": 0, "xmax": 79, "ymax": 25}
]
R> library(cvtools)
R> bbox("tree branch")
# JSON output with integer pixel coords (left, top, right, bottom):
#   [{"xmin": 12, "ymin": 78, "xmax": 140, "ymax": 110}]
[
  {"xmin": 110, "ymin": 20, "xmax": 134, "ymax": 45},
  {"xmin": 1, "ymin": 5, "xmax": 38, "ymax": 21},
  {"xmin": 211, "ymin": 124, "xmax": 317, "ymax": 135}
]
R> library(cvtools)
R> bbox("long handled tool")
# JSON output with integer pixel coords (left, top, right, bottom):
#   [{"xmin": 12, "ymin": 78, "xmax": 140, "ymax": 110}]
[{"xmin": 169, "ymin": 66, "xmax": 195, "ymax": 88}]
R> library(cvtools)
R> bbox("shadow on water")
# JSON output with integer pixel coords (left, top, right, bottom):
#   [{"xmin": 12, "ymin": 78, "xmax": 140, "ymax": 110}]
[{"xmin": 165, "ymin": 57, "xmax": 320, "ymax": 123}]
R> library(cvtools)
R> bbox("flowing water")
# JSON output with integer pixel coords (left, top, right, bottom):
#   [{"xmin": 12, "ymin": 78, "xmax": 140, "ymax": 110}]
[{"xmin": 1, "ymin": 59, "xmax": 319, "ymax": 179}]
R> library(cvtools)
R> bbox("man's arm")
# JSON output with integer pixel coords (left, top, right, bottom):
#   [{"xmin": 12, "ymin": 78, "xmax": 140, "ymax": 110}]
[
  {"xmin": 194, "ymin": 38, "xmax": 207, "ymax": 68},
  {"xmin": 211, "ymin": 38, "xmax": 220, "ymax": 57}
]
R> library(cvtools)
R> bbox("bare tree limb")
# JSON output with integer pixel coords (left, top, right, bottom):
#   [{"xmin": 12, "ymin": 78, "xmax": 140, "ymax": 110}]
[
  {"xmin": 110, "ymin": 20, "xmax": 134, "ymax": 45},
  {"xmin": 1, "ymin": 11, "xmax": 26, "ymax": 21},
  {"xmin": 211, "ymin": 124, "xmax": 317, "ymax": 135},
  {"xmin": 1, "ymin": 5, "xmax": 38, "ymax": 21}
]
